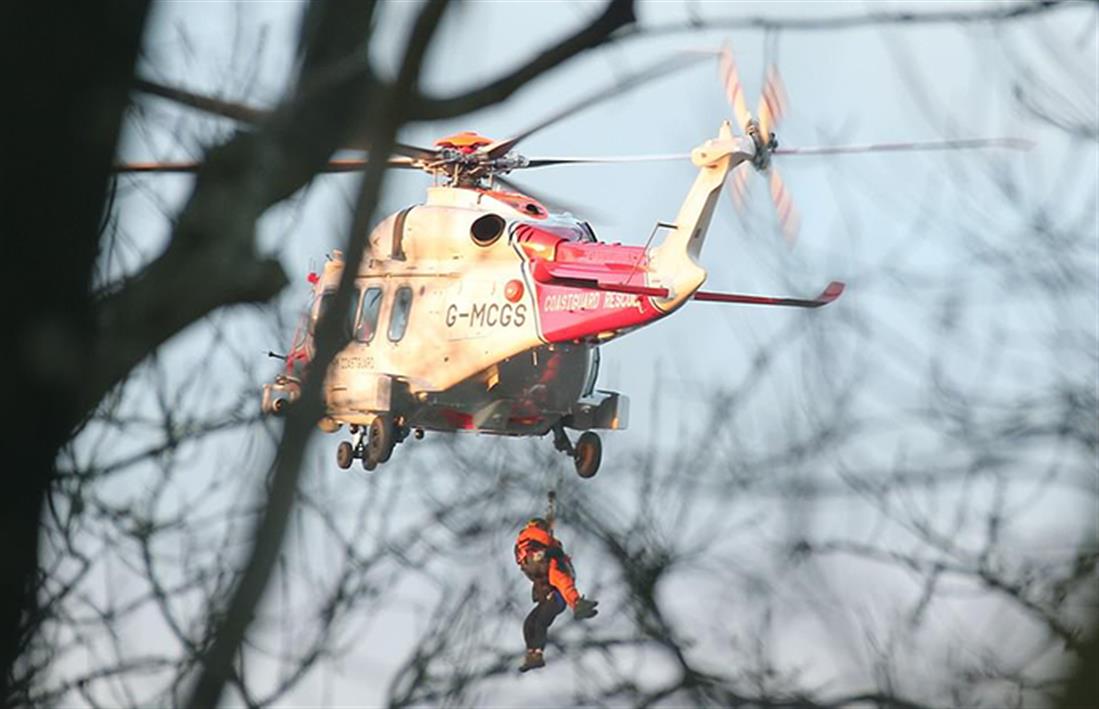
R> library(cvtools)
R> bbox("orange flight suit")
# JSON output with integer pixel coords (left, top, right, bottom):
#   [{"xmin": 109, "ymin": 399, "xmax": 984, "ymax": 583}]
[{"xmin": 514, "ymin": 523, "xmax": 580, "ymax": 608}]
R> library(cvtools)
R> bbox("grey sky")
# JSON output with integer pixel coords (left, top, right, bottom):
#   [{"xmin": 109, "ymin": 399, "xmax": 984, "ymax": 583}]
[{"xmin": 80, "ymin": 1, "xmax": 1099, "ymax": 705}]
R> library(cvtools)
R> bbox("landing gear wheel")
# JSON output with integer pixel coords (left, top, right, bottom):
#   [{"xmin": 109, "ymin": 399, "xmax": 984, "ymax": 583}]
[
  {"xmin": 362, "ymin": 454, "xmax": 377, "ymax": 471},
  {"xmin": 574, "ymin": 431, "xmax": 602, "ymax": 479},
  {"xmin": 366, "ymin": 414, "xmax": 394, "ymax": 467},
  {"xmin": 336, "ymin": 441, "xmax": 353, "ymax": 470}
]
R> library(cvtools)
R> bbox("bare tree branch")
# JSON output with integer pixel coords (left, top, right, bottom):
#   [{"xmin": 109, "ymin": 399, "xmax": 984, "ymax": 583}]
[
  {"xmin": 405, "ymin": 0, "xmax": 636, "ymax": 120},
  {"xmin": 639, "ymin": 0, "xmax": 1078, "ymax": 35}
]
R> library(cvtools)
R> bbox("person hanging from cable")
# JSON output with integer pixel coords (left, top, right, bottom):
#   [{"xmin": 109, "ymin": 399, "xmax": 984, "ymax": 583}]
[{"xmin": 514, "ymin": 491, "xmax": 598, "ymax": 672}]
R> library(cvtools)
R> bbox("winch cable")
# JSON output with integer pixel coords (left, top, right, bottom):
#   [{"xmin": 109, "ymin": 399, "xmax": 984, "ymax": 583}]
[
  {"xmin": 546, "ymin": 489, "xmax": 557, "ymax": 534},
  {"xmin": 543, "ymin": 459, "xmax": 564, "ymax": 534}
]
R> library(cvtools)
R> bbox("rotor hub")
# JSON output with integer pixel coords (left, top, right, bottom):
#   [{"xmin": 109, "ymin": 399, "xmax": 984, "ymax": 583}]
[
  {"xmin": 746, "ymin": 120, "xmax": 775, "ymax": 171},
  {"xmin": 426, "ymin": 147, "xmax": 529, "ymax": 187}
]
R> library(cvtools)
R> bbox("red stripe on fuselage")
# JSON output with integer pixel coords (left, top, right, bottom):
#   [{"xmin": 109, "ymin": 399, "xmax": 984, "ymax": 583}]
[{"xmin": 517, "ymin": 228, "xmax": 666, "ymax": 342}]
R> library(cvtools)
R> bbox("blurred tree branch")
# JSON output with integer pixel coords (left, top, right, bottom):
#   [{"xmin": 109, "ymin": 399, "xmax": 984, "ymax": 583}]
[
  {"xmin": 641, "ymin": 0, "xmax": 1078, "ymax": 34},
  {"xmin": 183, "ymin": 0, "xmax": 634, "ymax": 705},
  {"xmin": 2, "ymin": 0, "xmax": 636, "ymax": 703},
  {"xmin": 7, "ymin": 0, "xmax": 1095, "ymax": 706}
]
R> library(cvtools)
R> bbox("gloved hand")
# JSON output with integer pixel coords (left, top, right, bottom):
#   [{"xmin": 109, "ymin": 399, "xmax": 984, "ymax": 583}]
[{"xmin": 573, "ymin": 596, "xmax": 599, "ymax": 620}]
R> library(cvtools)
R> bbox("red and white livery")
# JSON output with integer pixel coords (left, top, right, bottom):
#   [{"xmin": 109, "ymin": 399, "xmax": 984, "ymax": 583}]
[{"xmin": 117, "ymin": 47, "xmax": 1027, "ymax": 477}]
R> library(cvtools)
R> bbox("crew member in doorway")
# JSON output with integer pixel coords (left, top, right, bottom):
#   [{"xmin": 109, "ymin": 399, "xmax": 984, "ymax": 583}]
[{"xmin": 514, "ymin": 517, "xmax": 598, "ymax": 672}]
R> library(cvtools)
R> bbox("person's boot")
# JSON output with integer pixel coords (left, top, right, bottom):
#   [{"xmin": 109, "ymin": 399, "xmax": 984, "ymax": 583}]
[
  {"xmin": 573, "ymin": 597, "xmax": 599, "ymax": 620},
  {"xmin": 518, "ymin": 648, "xmax": 545, "ymax": 672}
]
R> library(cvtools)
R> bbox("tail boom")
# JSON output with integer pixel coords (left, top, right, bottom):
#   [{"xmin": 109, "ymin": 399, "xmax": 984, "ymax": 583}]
[{"xmin": 649, "ymin": 122, "xmax": 755, "ymax": 313}]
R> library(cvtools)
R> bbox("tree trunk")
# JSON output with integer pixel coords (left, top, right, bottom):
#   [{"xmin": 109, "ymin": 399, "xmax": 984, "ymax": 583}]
[{"xmin": 0, "ymin": 1, "xmax": 149, "ymax": 699}]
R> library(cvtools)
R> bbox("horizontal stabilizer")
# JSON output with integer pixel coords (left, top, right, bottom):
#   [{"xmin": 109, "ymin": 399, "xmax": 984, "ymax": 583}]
[
  {"xmin": 531, "ymin": 258, "xmax": 843, "ymax": 308},
  {"xmin": 693, "ymin": 281, "xmax": 844, "ymax": 308}
]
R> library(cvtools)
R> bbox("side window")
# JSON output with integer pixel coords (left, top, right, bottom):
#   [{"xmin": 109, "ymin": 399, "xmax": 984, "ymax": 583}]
[
  {"xmin": 387, "ymin": 286, "xmax": 413, "ymax": 342},
  {"xmin": 357, "ymin": 287, "xmax": 383, "ymax": 343}
]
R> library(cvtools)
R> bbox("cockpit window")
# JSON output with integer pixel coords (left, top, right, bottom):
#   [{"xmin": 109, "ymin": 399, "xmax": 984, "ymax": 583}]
[
  {"xmin": 347, "ymin": 289, "xmax": 361, "ymax": 336},
  {"xmin": 310, "ymin": 290, "xmax": 336, "ymax": 336},
  {"xmin": 388, "ymin": 286, "xmax": 413, "ymax": 342},
  {"xmin": 310, "ymin": 289, "xmax": 363, "ymax": 340},
  {"xmin": 357, "ymin": 287, "xmax": 383, "ymax": 343}
]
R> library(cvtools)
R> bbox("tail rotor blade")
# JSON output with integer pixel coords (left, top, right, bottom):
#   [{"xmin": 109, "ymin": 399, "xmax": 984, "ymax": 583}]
[
  {"xmin": 757, "ymin": 65, "xmax": 788, "ymax": 144},
  {"xmin": 719, "ymin": 45, "xmax": 754, "ymax": 135},
  {"xmin": 728, "ymin": 162, "xmax": 751, "ymax": 214},
  {"xmin": 768, "ymin": 166, "xmax": 800, "ymax": 247}
]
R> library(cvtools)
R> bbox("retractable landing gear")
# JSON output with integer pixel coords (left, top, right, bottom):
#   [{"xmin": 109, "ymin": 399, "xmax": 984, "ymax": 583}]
[
  {"xmin": 367, "ymin": 414, "xmax": 395, "ymax": 466},
  {"xmin": 336, "ymin": 441, "xmax": 354, "ymax": 469},
  {"xmin": 335, "ymin": 414, "xmax": 400, "ymax": 471},
  {"xmin": 552, "ymin": 423, "xmax": 602, "ymax": 479}
]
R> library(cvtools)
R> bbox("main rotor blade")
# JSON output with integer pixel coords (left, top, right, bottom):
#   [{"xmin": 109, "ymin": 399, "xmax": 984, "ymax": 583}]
[
  {"xmin": 719, "ymin": 44, "xmax": 754, "ymax": 135},
  {"xmin": 113, "ymin": 156, "xmax": 419, "ymax": 174},
  {"xmin": 112, "ymin": 161, "xmax": 204, "ymax": 173},
  {"xmin": 134, "ymin": 77, "xmax": 437, "ymax": 161},
  {"xmin": 495, "ymin": 175, "xmax": 603, "ymax": 219},
  {"xmin": 523, "ymin": 153, "xmax": 688, "ymax": 168},
  {"xmin": 313, "ymin": 157, "xmax": 421, "ymax": 172},
  {"xmin": 482, "ymin": 52, "xmax": 713, "ymax": 160},
  {"xmin": 346, "ymin": 135, "xmax": 440, "ymax": 161},
  {"xmin": 773, "ymin": 137, "xmax": 1034, "ymax": 156}
]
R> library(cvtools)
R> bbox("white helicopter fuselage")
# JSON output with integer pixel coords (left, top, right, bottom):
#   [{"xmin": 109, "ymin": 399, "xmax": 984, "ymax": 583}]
[
  {"xmin": 262, "ymin": 124, "xmax": 753, "ymax": 451},
  {"xmin": 301, "ymin": 187, "xmax": 617, "ymax": 436}
]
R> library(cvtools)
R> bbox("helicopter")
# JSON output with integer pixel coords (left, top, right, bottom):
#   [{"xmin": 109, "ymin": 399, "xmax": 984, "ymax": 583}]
[{"xmin": 117, "ymin": 48, "xmax": 1029, "ymax": 478}]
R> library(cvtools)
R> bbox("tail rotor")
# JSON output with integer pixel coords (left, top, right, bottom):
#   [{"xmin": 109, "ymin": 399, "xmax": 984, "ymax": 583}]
[
  {"xmin": 715, "ymin": 44, "xmax": 1032, "ymax": 247},
  {"xmin": 718, "ymin": 45, "xmax": 800, "ymax": 244}
]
